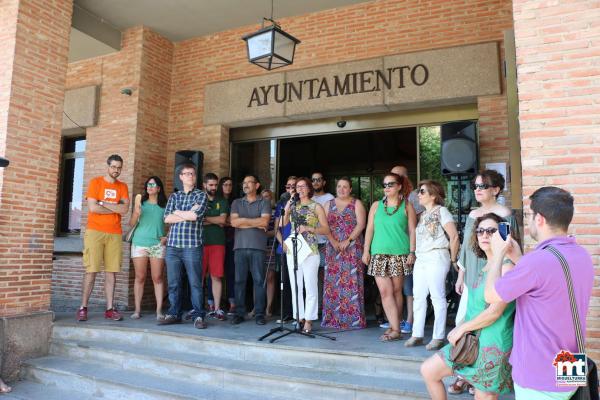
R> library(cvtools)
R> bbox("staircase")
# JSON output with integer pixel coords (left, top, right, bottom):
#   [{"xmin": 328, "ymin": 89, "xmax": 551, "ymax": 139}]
[{"xmin": 6, "ymin": 320, "xmax": 475, "ymax": 399}]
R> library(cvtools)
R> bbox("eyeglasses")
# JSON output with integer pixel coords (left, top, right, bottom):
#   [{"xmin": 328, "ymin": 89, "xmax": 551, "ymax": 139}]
[
  {"xmin": 418, "ymin": 188, "xmax": 427, "ymax": 195},
  {"xmin": 285, "ymin": 185, "xmax": 295, "ymax": 189},
  {"xmin": 296, "ymin": 184, "xmax": 308, "ymax": 189},
  {"xmin": 180, "ymin": 172, "xmax": 195, "ymax": 177},
  {"xmin": 476, "ymin": 227, "xmax": 498, "ymax": 236},
  {"xmin": 472, "ymin": 183, "xmax": 491, "ymax": 190},
  {"xmin": 382, "ymin": 182, "xmax": 397, "ymax": 188},
  {"xmin": 311, "ymin": 178, "xmax": 323, "ymax": 182},
  {"xmin": 147, "ymin": 183, "xmax": 158, "ymax": 188}
]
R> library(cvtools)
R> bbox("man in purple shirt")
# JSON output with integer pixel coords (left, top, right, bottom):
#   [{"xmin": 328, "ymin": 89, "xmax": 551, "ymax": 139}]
[{"xmin": 485, "ymin": 186, "xmax": 594, "ymax": 400}]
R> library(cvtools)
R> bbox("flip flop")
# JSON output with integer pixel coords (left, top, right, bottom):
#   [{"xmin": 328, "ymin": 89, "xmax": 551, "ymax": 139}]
[
  {"xmin": 380, "ymin": 330, "xmax": 402, "ymax": 342},
  {"xmin": 447, "ymin": 378, "xmax": 468, "ymax": 395}
]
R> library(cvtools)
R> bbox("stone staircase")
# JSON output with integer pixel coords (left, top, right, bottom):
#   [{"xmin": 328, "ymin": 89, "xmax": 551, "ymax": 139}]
[{"xmin": 6, "ymin": 322, "xmax": 476, "ymax": 400}]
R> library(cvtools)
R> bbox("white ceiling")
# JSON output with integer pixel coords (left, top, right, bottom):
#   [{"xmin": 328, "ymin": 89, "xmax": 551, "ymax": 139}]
[{"xmin": 74, "ymin": 0, "xmax": 371, "ymax": 42}]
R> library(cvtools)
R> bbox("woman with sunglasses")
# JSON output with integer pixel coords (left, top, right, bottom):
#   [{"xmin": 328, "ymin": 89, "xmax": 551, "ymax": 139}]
[
  {"xmin": 449, "ymin": 169, "xmax": 519, "ymax": 395},
  {"xmin": 283, "ymin": 177, "xmax": 331, "ymax": 333},
  {"xmin": 362, "ymin": 173, "xmax": 417, "ymax": 342},
  {"xmin": 129, "ymin": 176, "xmax": 168, "ymax": 320},
  {"xmin": 405, "ymin": 180, "xmax": 459, "ymax": 350},
  {"xmin": 421, "ymin": 213, "xmax": 516, "ymax": 400}
]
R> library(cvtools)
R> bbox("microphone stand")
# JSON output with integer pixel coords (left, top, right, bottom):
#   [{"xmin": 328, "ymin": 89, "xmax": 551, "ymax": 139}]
[{"xmin": 259, "ymin": 201, "xmax": 314, "ymax": 342}]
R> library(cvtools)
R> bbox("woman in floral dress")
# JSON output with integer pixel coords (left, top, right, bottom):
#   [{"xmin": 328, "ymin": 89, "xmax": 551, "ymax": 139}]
[{"xmin": 322, "ymin": 177, "xmax": 367, "ymax": 329}]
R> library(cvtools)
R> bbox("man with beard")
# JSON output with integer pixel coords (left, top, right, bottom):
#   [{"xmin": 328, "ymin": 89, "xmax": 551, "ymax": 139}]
[
  {"xmin": 77, "ymin": 154, "xmax": 130, "ymax": 322},
  {"xmin": 202, "ymin": 173, "xmax": 229, "ymax": 321},
  {"xmin": 230, "ymin": 174, "xmax": 271, "ymax": 325}
]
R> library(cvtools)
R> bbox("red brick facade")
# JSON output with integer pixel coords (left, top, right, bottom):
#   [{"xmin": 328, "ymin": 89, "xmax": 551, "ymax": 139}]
[
  {"xmin": 512, "ymin": 0, "xmax": 600, "ymax": 359},
  {"xmin": 0, "ymin": 0, "xmax": 72, "ymax": 316}
]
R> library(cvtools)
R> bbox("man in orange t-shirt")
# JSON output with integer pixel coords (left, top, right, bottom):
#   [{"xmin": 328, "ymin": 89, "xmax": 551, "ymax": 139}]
[{"xmin": 77, "ymin": 154, "xmax": 130, "ymax": 322}]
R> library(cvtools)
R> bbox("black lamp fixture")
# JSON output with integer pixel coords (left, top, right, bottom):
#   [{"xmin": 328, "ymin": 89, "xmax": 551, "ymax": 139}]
[{"xmin": 242, "ymin": 0, "xmax": 300, "ymax": 70}]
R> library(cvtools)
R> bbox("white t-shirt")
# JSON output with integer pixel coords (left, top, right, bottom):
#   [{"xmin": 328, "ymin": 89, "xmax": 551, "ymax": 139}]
[
  {"xmin": 415, "ymin": 206, "xmax": 454, "ymax": 253},
  {"xmin": 313, "ymin": 192, "xmax": 334, "ymax": 244}
]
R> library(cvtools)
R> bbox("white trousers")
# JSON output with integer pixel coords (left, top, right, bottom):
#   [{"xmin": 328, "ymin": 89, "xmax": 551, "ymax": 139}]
[
  {"xmin": 287, "ymin": 253, "xmax": 320, "ymax": 321},
  {"xmin": 412, "ymin": 249, "xmax": 450, "ymax": 340}
]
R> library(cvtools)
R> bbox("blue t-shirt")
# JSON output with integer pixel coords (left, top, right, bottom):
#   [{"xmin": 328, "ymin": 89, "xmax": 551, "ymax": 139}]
[{"xmin": 274, "ymin": 201, "xmax": 292, "ymax": 254}]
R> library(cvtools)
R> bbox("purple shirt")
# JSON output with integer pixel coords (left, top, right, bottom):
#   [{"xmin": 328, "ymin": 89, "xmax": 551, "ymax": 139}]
[{"xmin": 495, "ymin": 236, "xmax": 593, "ymax": 392}]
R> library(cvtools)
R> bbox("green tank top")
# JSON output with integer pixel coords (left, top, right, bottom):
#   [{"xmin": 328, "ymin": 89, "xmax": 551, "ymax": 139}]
[
  {"xmin": 370, "ymin": 199, "xmax": 409, "ymax": 255},
  {"xmin": 132, "ymin": 202, "xmax": 166, "ymax": 247}
]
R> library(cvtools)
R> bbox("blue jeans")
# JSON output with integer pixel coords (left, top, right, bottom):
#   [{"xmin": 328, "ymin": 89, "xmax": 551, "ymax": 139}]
[
  {"xmin": 166, "ymin": 246, "xmax": 205, "ymax": 319},
  {"xmin": 234, "ymin": 249, "xmax": 266, "ymax": 318}
]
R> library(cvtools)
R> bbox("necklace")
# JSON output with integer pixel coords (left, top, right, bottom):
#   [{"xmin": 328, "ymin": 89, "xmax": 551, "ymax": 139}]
[{"xmin": 383, "ymin": 197, "xmax": 402, "ymax": 216}]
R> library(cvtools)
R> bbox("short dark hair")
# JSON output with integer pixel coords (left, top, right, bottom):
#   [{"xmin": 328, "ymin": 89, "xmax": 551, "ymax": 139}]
[
  {"xmin": 203, "ymin": 172, "xmax": 218, "ymax": 183},
  {"xmin": 336, "ymin": 176, "xmax": 352, "ymax": 189},
  {"xmin": 107, "ymin": 154, "xmax": 123, "ymax": 165},
  {"xmin": 474, "ymin": 169, "xmax": 505, "ymax": 198},
  {"xmin": 296, "ymin": 177, "xmax": 315, "ymax": 198},
  {"xmin": 177, "ymin": 162, "xmax": 197, "ymax": 175},
  {"xmin": 530, "ymin": 186, "xmax": 574, "ymax": 231},
  {"xmin": 418, "ymin": 180, "xmax": 445, "ymax": 206},
  {"xmin": 243, "ymin": 174, "xmax": 260, "ymax": 184},
  {"xmin": 471, "ymin": 213, "xmax": 506, "ymax": 259}
]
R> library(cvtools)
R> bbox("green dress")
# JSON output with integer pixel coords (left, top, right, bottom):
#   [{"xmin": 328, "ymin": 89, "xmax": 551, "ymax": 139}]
[{"xmin": 440, "ymin": 267, "xmax": 516, "ymax": 394}]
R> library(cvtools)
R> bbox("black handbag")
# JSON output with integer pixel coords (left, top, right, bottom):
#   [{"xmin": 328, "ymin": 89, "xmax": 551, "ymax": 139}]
[{"xmin": 546, "ymin": 246, "xmax": 599, "ymax": 400}]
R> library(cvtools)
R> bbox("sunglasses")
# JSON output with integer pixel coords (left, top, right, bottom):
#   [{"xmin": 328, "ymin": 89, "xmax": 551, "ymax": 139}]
[
  {"xmin": 285, "ymin": 185, "xmax": 295, "ymax": 189},
  {"xmin": 476, "ymin": 227, "xmax": 498, "ymax": 236},
  {"xmin": 147, "ymin": 183, "xmax": 158, "ymax": 188},
  {"xmin": 472, "ymin": 183, "xmax": 491, "ymax": 190},
  {"xmin": 311, "ymin": 178, "xmax": 323, "ymax": 182},
  {"xmin": 382, "ymin": 182, "xmax": 397, "ymax": 188},
  {"xmin": 418, "ymin": 188, "xmax": 427, "ymax": 195}
]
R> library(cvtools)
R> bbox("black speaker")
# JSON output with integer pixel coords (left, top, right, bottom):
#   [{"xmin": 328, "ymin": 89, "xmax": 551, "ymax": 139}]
[
  {"xmin": 440, "ymin": 121, "xmax": 478, "ymax": 176},
  {"xmin": 173, "ymin": 150, "xmax": 203, "ymax": 192}
]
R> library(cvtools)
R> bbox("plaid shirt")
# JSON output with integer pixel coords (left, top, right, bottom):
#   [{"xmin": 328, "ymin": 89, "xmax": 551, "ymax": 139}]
[{"xmin": 164, "ymin": 188, "xmax": 208, "ymax": 248}]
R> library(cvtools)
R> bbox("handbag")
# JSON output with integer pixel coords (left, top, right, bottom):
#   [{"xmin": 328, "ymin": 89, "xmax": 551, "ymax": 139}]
[
  {"xmin": 546, "ymin": 245, "xmax": 599, "ymax": 400},
  {"xmin": 450, "ymin": 330, "xmax": 480, "ymax": 366},
  {"xmin": 124, "ymin": 219, "xmax": 138, "ymax": 243}
]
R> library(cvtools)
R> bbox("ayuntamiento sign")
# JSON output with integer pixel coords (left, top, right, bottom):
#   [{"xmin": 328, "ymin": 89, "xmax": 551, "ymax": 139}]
[{"xmin": 204, "ymin": 42, "xmax": 500, "ymax": 127}]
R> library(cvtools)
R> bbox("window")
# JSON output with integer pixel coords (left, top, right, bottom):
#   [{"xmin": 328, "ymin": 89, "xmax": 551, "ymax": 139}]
[{"xmin": 57, "ymin": 136, "xmax": 86, "ymax": 235}]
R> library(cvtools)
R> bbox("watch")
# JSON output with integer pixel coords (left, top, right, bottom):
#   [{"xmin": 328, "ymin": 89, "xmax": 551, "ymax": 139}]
[{"xmin": 98, "ymin": 201, "xmax": 104, "ymax": 206}]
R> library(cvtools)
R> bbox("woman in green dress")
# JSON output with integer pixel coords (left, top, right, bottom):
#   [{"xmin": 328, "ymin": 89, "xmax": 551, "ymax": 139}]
[{"xmin": 420, "ymin": 213, "xmax": 516, "ymax": 400}]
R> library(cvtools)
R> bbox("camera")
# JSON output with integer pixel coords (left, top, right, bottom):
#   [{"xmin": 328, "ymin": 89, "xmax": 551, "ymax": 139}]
[{"xmin": 336, "ymin": 120, "xmax": 347, "ymax": 128}]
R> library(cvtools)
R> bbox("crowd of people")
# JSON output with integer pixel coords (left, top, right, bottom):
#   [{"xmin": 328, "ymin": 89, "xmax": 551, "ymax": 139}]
[{"xmin": 75, "ymin": 154, "xmax": 594, "ymax": 400}]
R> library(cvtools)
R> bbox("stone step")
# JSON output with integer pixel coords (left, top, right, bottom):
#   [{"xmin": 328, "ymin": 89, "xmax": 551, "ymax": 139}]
[
  {"xmin": 52, "ymin": 324, "xmax": 424, "ymax": 379},
  {"xmin": 50, "ymin": 338, "xmax": 431, "ymax": 399},
  {"xmin": 23, "ymin": 356, "xmax": 294, "ymax": 400},
  {"xmin": 0, "ymin": 380, "xmax": 96, "ymax": 400}
]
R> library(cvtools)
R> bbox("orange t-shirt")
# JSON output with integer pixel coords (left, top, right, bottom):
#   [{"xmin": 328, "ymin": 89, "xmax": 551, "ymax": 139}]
[{"xmin": 86, "ymin": 176, "xmax": 129, "ymax": 234}]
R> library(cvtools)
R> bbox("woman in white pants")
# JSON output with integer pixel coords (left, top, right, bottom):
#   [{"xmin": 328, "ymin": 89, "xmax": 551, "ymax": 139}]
[
  {"xmin": 284, "ymin": 177, "xmax": 331, "ymax": 333},
  {"xmin": 405, "ymin": 180, "xmax": 459, "ymax": 350}
]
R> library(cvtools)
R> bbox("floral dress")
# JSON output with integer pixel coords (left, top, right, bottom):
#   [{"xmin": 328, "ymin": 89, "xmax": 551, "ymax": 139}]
[
  {"xmin": 321, "ymin": 198, "xmax": 366, "ymax": 329},
  {"xmin": 440, "ymin": 267, "xmax": 515, "ymax": 394}
]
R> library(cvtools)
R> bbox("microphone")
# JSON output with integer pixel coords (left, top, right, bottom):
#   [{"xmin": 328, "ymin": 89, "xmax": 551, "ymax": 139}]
[
  {"xmin": 290, "ymin": 193, "xmax": 299, "ymax": 204},
  {"xmin": 280, "ymin": 192, "xmax": 291, "ymax": 202}
]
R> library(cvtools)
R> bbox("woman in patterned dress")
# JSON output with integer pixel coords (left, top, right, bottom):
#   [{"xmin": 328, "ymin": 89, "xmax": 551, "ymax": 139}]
[
  {"xmin": 421, "ymin": 213, "xmax": 516, "ymax": 399},
  {"xmin": 322, "ymin": 177, "xmax": 367, "ymax": 329}
]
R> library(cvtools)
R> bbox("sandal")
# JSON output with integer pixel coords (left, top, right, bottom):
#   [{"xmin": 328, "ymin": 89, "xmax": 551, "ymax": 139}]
[
  {"xmin": 303, "ymin": 321, "xmax": 313, "ymax": 333},
  {"xmin": 380, "ymin": 330, "xmax": 402, "ymax": 342},
  {"xmin": 447, "ymin": 378, "xmax": 468, "ymax": 395},
  {"xmin": 130, "ymin": 312, "xmax": 141, "ymax": 319}
]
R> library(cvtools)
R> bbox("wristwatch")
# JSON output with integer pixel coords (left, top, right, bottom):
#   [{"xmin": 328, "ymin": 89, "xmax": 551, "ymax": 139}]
[{"xmin": 98, "ymin": 201, "xmax": 104, "ymax": 206}]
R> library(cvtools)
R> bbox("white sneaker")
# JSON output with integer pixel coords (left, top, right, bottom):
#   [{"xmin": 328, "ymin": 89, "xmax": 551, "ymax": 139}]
[{"xmin": 379, "ymin": 321, "xmax": 390, "ymax": 329}]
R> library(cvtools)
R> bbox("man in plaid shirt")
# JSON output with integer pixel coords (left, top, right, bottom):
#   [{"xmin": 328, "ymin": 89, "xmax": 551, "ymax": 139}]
[{"xmin": 160, "ymin": 162, "xmax": 208, "ymax": 329}]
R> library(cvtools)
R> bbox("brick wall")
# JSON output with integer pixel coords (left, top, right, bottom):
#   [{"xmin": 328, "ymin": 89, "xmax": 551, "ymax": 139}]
[
  {"xmin": 0, "ymin": 0, "xmax": 72, "ymax": 316},
  {"xmin": 512, "ymin": 0, "xmax": 600, "ymax": 358}
]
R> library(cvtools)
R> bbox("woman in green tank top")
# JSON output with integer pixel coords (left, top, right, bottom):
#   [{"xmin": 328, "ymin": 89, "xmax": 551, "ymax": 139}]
[
  {"xmin": 129, "ymin": 176, "xmax": 168, "ymax": 321},
  {"xmin": 362, "ymin": 173, "xmax": 417, "ymax": 341}
]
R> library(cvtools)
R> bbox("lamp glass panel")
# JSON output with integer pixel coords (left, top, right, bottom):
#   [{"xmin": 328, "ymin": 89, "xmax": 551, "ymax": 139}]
[
  {"xmin": 273, "ymin": 31, "xmax": 295, "ymax": 62},
  {"xmin": 247, "ymin": 31, "xmax": 273, "ymax": 59}
]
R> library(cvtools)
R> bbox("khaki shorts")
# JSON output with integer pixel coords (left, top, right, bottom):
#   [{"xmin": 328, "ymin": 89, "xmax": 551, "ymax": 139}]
[{"xmin": 83, "ymin": 229, "xmax": 122, "ymax": 273}]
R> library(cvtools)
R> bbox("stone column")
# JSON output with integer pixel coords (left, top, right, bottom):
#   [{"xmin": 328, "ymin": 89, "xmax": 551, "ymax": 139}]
[{"xmin": 0, "ymin": 0, "xmax": 73, "ymax": 380}]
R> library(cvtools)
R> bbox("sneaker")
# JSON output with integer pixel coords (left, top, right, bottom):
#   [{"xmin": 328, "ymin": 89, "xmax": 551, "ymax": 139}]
[
  {"xmin": 227, "ymin": 305, "xmax": 236, "ymax": 316},
  {"xmin": 213, "ymin": 309, "xmax": 227, "ymax": 321},
  {"xmin": 104, "ymin": 308, "xmax": 123, "ymax": 321},
  {"xmin": 256, "ymin": 316, "xmax": 266, "ymax": 325},
  {"xmin": 401, "ymin": 321, "xmax": 413, "ymax": 334},
  {"xmin": 207, "ymin": 304, "xmax": 216, "ymax": 317},
  {"xmin": 158, "ymin": 314, "xmax": 182, "ymax": 325},
  {"xmin": 276, "ymin": 315, "xmax": 294, "ymax": 324},
  {"xmin": 231, "ymin": 315, "xmax": 244, "ymax": 325},
  {"xmin": 184, "ymin": 309, "xmax": 197, "ymax": 321},
  {"xmin": 379, "ymin": 321, "xmax": 390, "ymax": 329},
  {"xmin": 193, "ymin": 316, "xmax": 207, "ymax": 329},
  {"xmin": 76, "ymin": 307, "xmax": 88, "ymax": 322}
]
